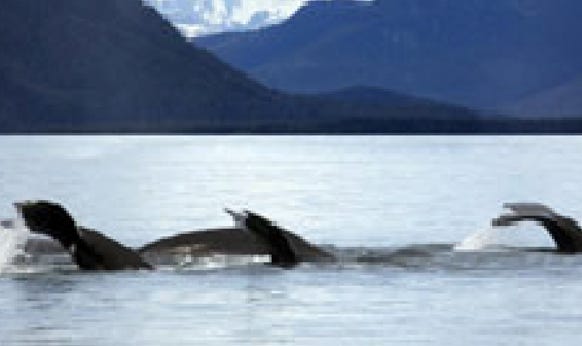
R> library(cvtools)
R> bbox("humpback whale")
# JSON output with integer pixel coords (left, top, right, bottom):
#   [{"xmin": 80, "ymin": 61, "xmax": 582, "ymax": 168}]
[
  {"xmin": 139, "ymin": 209, "xmax": 333, "ymax": 268},
  {"xmin": 492, "ymin": 203, "xmax": 582, "ymax": 253},
  {"xmin": 13, "ymin": 200, "xmax": 332, "ymax": 270}
]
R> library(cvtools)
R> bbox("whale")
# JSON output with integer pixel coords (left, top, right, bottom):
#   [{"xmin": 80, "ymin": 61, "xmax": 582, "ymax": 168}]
[
  {"xmin": 492, "ymin": 203, "xmax": 582, "ymax": 253},
  {"xmin": 13, "ymin": 200, "xmax": 333, "ymax": 270},
  {"xmin": 139, "ymin": 209, "xmax": 334, "ymax": 268}
]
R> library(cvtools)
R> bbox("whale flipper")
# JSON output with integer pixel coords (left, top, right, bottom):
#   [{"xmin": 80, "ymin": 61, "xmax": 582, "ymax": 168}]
[{"xmin": 492, "ymin": 203, "xmax": 582, "ymax": 253}]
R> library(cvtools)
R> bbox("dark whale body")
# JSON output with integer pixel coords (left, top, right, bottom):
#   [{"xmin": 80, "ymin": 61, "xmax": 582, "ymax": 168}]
[
  {"xmin": 139, "ymin": 224, "xmax": 334, "ymax": 267},
  {"xmin": 492, "ymin": 203, "xmax": 582, "ymax": 253},
  {"xmin": 14, "ymin": 200, "xmax": 332, "ymax": 270}
]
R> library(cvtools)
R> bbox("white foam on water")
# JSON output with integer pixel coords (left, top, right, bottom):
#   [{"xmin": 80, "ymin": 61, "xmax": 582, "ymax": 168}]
[
  {"xmin": 176, "ymin": 254, "xmax": 272, "ymax": 270},
  {"xmin": 454, "ymin": 228, "xmax": 505, "ymax": 251},
  {"xmin": 0, "ymin": 218, "xmax": 30, "ymax": 273}
]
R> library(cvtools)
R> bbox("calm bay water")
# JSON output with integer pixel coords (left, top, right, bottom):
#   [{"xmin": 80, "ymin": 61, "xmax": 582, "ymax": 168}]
[{"xmin": 1, "ymin": 136, "xmax": 582, "ymax": 345}]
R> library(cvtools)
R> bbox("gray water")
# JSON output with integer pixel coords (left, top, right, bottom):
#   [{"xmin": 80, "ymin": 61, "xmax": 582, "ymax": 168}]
[{"xmin": 1, "ymin": 136, "xmax": 582, "ymax": 345}]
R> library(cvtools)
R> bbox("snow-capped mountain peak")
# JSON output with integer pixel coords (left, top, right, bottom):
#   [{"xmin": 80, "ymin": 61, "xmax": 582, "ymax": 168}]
[{"xmin": 144, "ymin": 0, "xmax": 305, "ymax": 37}]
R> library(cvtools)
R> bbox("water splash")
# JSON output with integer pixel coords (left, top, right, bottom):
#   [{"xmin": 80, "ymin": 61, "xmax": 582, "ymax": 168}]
[
  {"xmin": 0, "ymin": 218, "xmax": 30, "ymax": 273},
  {"xmin": 454, "ymin": 228, "xmax": 504, "ymax": 251},
  {"xmin": 176, "ymin": 254, "xmax": 271, "ymax": 270},
  {"xmin": 140, "ymin": 246, "xmax": 272, "ymax": 270}
]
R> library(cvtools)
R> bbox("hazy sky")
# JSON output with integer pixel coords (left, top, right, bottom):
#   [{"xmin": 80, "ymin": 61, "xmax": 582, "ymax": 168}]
[{"xmin": 145, "ymin": 0, "xmax": 306, "ymax": 37}]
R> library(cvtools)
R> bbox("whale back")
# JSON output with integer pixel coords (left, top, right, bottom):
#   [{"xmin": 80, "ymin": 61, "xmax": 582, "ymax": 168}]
[
  {"xmin": 139, "ymin": 228, "xmax": 272, "ymax": 256},
  {"xmin": 139, "ymin": 227, "xmax": 334, "ymax": 264}
]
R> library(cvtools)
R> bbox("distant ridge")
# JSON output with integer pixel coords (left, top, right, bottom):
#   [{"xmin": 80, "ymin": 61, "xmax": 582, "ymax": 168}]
[
  {"xmin": 319, "ymin": 86, "xmax": 457, "ymax": 108},
  {"xmin": 197, "ymin": 0, "xmax": 582, "ymax": 114},
  {"xmin": 506, "ymin": 75, "xmax": 582, "ymax": 118}
]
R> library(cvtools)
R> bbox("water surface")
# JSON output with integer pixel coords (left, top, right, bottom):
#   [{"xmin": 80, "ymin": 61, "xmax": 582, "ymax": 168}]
[{"xmin": 1, "ymin": 136, "xmax": 582, "ymax": 345}]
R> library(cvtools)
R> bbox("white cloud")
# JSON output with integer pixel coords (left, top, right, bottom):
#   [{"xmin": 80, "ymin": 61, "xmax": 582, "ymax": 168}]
[{"xmin": 144, "ymin": 0, "xmax": 306, "ymax": 37}]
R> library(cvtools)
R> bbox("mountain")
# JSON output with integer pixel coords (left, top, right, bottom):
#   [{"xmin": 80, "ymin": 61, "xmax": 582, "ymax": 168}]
[
  {"xmin": 196, "ymin": 0, "xmax": 582, "ymax": 113},
  {"xmin": 0, "ymin": 0, "xmax": 281, "ymax": 131},
  {"xmin": 506, "ymin": 75, "xmax": 582, "ymax": 117},
  {"xmin": 0, "ymin": 0, "xmax": 487, "ymax": 133},
  {"xmin": 320, "ymin": 86, "xmax": 458, "ymax": 108},
  {"xmin": 318, "ymin": 86, "xmax": 482, "ymax": 119}
]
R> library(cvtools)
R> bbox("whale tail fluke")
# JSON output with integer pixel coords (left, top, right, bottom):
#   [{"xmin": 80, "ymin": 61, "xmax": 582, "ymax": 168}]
[
  {"xmin": 14, "ymin": 200, "xmax": 152, "ymax": 270},
  {"xmin": 231, "ymin": 210, "xmax": 298, "ymax": 268},
  {"xmin": 492, "ymin": 203, "xmax": 559, "ymax": 227},
  {"xmin": 492, "ymin": 202, "xmax": 582, "ymax": 253}
]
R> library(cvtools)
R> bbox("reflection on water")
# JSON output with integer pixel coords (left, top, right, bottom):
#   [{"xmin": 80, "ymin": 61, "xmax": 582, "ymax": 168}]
[{"xmin": 2, "ymin": 136, "xmax": 582, "ymax": 345}]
